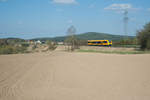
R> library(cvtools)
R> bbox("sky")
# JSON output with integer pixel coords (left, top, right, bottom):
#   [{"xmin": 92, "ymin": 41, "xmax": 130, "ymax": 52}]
[{"xmin": 0, "ymin": 0, "xmax": 150, "ymax": 39}]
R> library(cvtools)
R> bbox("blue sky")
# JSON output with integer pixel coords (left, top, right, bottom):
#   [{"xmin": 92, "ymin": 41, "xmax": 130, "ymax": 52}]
[{"xmin": 0, "ymin": 0, "xmax": 150, "ymax": 39}]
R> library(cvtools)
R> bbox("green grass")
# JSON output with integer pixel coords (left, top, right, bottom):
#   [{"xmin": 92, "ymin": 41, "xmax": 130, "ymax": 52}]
[
  {"xmin": 112, "ymin": 45, "xmax": 140, "ymax": 48},
  {"xmin": 78, "ymin": 49, "xmax": 150, "ymax": 54}
]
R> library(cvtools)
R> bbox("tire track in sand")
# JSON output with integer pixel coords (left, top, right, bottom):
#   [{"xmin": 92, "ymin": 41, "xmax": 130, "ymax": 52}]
[{"xmin": 0, "ymin": 52, "xmax": 55, "ymax": 100}]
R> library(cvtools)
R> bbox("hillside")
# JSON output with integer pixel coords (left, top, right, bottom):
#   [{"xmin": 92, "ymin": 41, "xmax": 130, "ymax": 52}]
[
  {"xmin": 76, "ymin": 32, "xmax": 134, "ymax": 41},
  {"xmin": 0, "ymin": 32, "xmax": 135, "ymax": 42},
  {"xmin": 32, "ymin": 32, "xmax": 135, "ymax": 42},
  {"xmin": 0, "ymin": 38, "xmax": 25, "ymax": 45},
  {"xmin": 32, "ymin": 32, "xmax": 134, "ymax": 42}
]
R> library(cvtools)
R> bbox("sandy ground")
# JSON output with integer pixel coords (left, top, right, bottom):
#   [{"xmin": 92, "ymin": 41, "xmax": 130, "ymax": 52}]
[{"xmin": 0, "ymin": 46, "xmax": 150, "ymax": 100}]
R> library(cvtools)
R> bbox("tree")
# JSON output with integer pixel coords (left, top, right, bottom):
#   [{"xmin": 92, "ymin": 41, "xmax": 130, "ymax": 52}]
[
  {"xmin": 65, "ymin": 25, "xmax": 79, "ymax": 51},
  {"xmin": 137, "ymin": 22, "xmax": 150, "ymax": 50}
]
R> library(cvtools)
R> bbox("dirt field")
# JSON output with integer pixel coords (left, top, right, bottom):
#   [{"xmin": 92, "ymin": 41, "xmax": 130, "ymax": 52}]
[
  {"xmin": 0, "ymin": 47, "xmax": 150, "ymax": 100},
  {"xmin": 79, "ymin": 46, "xmax": 136, "ymax": 52}
]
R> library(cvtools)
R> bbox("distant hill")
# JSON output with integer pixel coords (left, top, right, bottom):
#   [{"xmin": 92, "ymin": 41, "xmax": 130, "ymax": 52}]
[
  {"xmin": 32, "ymin": 32, "xmax": 135, "ymax": 42},
  {"xmin": 0, "ymin": 38, "xmax": 25, "ymax": 42}
]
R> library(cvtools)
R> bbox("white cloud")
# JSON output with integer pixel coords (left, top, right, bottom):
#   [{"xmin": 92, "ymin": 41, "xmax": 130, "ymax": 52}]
[
  {"xmin": 0, "ymin": 0, "xmax": 7, "ymax": 2},
  {"xmin": 104, "ymin": 4, "xmax": 138, "ymax": 12},
  {"xmin": 52, "ymin": 0, "xmax": 77, "ymax": 4}
]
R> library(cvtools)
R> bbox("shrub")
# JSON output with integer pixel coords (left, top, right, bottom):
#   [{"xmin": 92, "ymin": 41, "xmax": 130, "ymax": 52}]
[
  {"xmin": 113, "ymin": 38, "xmax": 137, "ymax": 46},
  {"xmin": 32, "ymin": 44, "xmax": 37, "ymax": 50},
  {"xmin": 78, "ymin": 40, "xmax": 88, "ymax": 46},
  {"xmin": 137, "ymin": 22, "xmax": 150, "ymax": 50},
  {"xmin": 21, "ymin": 43, "xmax": 30, "ymax": 47},
  {"xmin": 46, "ymin": 40, "xmax": 57, "ymax": 50},
  {"xmin": 0, "ymin": 45, "xmax": 27, "ymax": 54},
  {"xmin": 0, "ymin": 46, "xmax": 14, "ymax": 54}
]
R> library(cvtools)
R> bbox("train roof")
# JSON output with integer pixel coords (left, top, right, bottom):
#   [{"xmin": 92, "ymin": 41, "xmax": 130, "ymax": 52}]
[{"xmin": 88, "ymin": 40, "xmax": 110, "ymax": 41}]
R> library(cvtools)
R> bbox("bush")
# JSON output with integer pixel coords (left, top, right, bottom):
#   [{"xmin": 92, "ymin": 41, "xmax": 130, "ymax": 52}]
[
  {"xmin": 0, "ymin": 46, "xmax": 14, "ymax": 54},
  {"xmin": 21, "ymin": 43, "xmax": 30, "ymax": 47},
  {"xmin": 78, "ymin": 40, "xmax": 88, "ymax": 46},
  {"xmin": 46, "ymin": 40, "xmax": 57, "ymax": 50},
  {"xmin": 32, "ymin": 44, "xmax": 37, "ymax": 50},
  {"xmin": 0, "ymin": 39, "xmax": 8, "ymax": 45},
  {"xmin": 113, "ymin": 38, "xmax": 137, "ymax": 46},
  {"xmin": 137, "ymin": 22, "xmax": 150, "ymax": 50},
  {"xmin": 146, "ymin": 39, "xmax": 150, "ymax": 50},
  {"xmin": 0, "ymin": 45, "xmax": 27, "ymax": 54},
  {"xmin": 0, "ymin": 38, "xmax": 29, "ymax": 54}
]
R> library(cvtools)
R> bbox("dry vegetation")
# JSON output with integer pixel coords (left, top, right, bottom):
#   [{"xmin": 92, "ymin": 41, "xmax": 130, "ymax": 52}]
[
  {"xmin": 78, "ymin": 46, "xmax": 150, "ymax": 54},
  {"xmin": 0, "ymin": 39, "xmax": 57, "ymax": 55}
]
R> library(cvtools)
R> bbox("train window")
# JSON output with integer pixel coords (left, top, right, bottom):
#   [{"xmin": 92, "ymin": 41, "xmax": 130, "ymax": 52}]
[
  {"xmin": 93, "ymin": 42, "xmax": 97, "ymax": 43},
  {"xmin": 96, "ymin": 42, "xmax": 101, "ymax": 43},
  {"xmin": 103, "ymin": 41, "xmax": 107, "ymax": 43}
]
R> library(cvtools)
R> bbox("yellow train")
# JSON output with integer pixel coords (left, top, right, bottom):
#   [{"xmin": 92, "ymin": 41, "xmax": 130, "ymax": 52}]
[{"xmin": 88, "ymin": 40, "xmax": 112, "ymax": 46}]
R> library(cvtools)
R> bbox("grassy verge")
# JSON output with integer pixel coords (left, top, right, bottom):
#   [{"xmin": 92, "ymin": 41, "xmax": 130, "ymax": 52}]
[
  {"xmin": 112, "ymin": 45, "xmax": 140, "ymax": 48},
  {"xmin": 78, "ymin": 49, "xmax": 150, "ymax": 54}
]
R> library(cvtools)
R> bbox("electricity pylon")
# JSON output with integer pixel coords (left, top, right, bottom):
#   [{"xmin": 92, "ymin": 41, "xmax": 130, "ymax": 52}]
[{"xmin": 123, "ymin": 10, "xmax": 129, "ymax": 40}]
